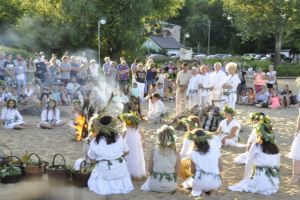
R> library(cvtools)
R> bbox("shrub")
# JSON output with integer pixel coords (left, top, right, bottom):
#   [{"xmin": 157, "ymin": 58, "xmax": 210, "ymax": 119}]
[{"xmin": 0, "ymin": 46, "xmax": 33, "ymax": 58}]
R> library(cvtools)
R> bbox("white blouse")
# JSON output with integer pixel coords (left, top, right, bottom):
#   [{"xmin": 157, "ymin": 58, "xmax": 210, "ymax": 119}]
[
  {"xmin": 218, "ymin": 118, "xmax": 241, "ymax": 134},
  {"xmin": 41, "ymin": 108, "xmax": 60, "ymax": 122},
  {"xmin": 1, "ymin": 107, "xmax": 23, "ymax": 122}
]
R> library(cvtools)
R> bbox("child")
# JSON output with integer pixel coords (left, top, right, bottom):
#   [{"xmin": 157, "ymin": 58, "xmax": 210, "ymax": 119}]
[
  {"xmin": 289, "ymin": 107, "xmax": 300, "ymax": 184},
  {"xmin": 146, "ymin": 93, "xmax": 166, "ymax": 123},
  {"xmin": 141, "ymin": 125, "xmax": 180, "ymax": 193},
  {"xmin": 0, "ymin": 99, "xmax": 26, "ymax": 129},
  {"xmin": 217, "ymin": 106, "xmax": 241, "ymax": 146},
  {"xmin": 51, "ymin": 85, "xmax": 61, "ymax": 105},
  {"xmin": 247, "ymin": 88, "xmax": 255, "ymax": 105},
  {"xmin": 268, "ymin": 90, "xmax": 282, "ymax": 109},
  {"xmin": 182, "ymin": 129, "xmax": 222, "ymax": 197},
  {"xmin": 87, "ymin": 115, "xmax": 134, "ymax": 195},
  {"xmin": 131, "ymin": 82, "xmax": 139, "ymax": 98},
  {"xmin": 157, "ymin": 83, "xmax": 164, "ymax": 100},
  {"xmin": 38, "ymin": 99, "xmax": 65, "ymax": 129},
  {"xmin": 238, "ymin": 90, "xmax": 248, "ymax": 105},
  {"xmin": 234, "ymin": 112, "xmax": 268, "ymax": 164},
  {"xmin": 120, "ymin": 112, "xmax": 146, "ymax": 180},
  {"xmin": 229, "ymin": 122, "xmax": 280, "ymax": 195}
]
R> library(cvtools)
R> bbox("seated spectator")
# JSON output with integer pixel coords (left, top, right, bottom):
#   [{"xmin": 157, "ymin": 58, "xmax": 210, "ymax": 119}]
[
  {"xmin": 268, "ymin": 90, "xmax": 282, "ymax": 109},
  {"xmin": 39, "ymin": 99, "xmax": 66, "ymax": 129},
  {"xmin": 237, "ymin": 90, "xmax": 248, "ymax": 105},
  {"xmin": 0, "ymin": 99, "xmax": 26, "ymax": 129},
  {"xmin": 247, "ymin": 88, "xmax": 256, "ymax": 105},
  {"xmin": 66, "ymin": 76, "xmax": 80, "ymax": 102},
  {"xmin": 146, "ymin": 93, "xmax": 166, "ymax": 123},
  {"xmin": 255, "ymin": 87, "xmax": 269, "ymax": 108},
  {"xmin": 281, "ymin": 84, "xmax": 292, "ymax": 107}
]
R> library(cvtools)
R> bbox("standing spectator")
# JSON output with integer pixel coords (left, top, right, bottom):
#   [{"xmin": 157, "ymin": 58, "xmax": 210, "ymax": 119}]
[
  {"xmin": 146, "ymin": 63, "xmax": 157, "ymax": 93},
  {"xmin": 199, "ymin": 65, "xmax": 212, "ymax": 107},
  {"xmin": 26, "ymin": 57, "xmax": 36, "ymax": 83},
  {"xmin": 102, "ymin": 57, "xmax": 111, "ymax": 77},
  {"xmin": 135, "ymin": 63, "xmax": 146, "ymax": 100},
  {"xmin": 60, "ymin": 56, "xmax": 72, "ymax": 85},
  {"xmin": 35, "ymin": 54, "xmax": 47, "ymax": 83},
  {"xmin": 4, "ymin": 54, "xmax": 16, "ymax": 87},
  {"xmin": 210, "ymin": 62, "xmax": 227, "ymax": 107},
  {"xmin": 70, "ymin": 56, "xmax": 81, "ymax": 80},
  {"xmin": 131, "ymin": 58, "xmax": 139, "ymax": 82},
  {"xmin": 175, "ymin": 63, "xmax": 192, "ymax": 115},
  {"xmin": 66, "ymin": 77, "xmax": 80, "ymax": 102},
  {"xmin": 117, "ymin": 59, "xmax": 130, "ymax": 91},
  {"xmin": 253, "ymin": 68, "xmax": 266, "ymax": 94},
  {"xmin": 15, "ymin": 57, "xmax": 27, "ymax": 95},
  {"xmin": 89, "ymin": 59, "xmax": 99, "ymax": 80},
  {"xmin": 266, "ymin": 65, "xmax": 277, "ymax": 92},
  {"xmin": 78, "ymin": 62, "xmax": 89, "ymax": 84},
  {"xmin": 48, "ymin": 57, "xmax": 60, "ymax": 85},
  {"xmin": 0, "ymin": 51, "xmax": 6, "ymax": 81}
]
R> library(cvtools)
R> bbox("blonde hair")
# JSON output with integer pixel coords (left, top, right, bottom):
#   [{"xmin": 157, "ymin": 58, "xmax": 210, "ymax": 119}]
[
  {"xmin": 157, "ymin": 125, "xmax": 176, "ymax": 156},
  {"xmin": 225, "ymin": 62, "xmax": 237, "ymax": 73},
  {"xmin": 104, "ymin": 57, "xmax": 110, "ymax": 62}
]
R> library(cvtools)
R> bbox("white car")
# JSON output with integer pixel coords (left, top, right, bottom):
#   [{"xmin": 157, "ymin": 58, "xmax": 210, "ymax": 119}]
[
  {"xmin": 194, "ymin": 54, "xmax": 207, "ymax": 60},
  {"xmin": 167, "ymin": 50, "xmax": 181, "ymax": 58}
]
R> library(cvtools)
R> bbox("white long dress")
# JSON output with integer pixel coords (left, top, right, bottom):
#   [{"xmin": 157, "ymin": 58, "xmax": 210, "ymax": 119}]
[
  {"xmin": 200, "ymin": 73, "xmax": 211, "ymax": 106},
  {"xmin": 218, "ymin": 118, "xmax": 241, "ymax": 146},
  {"xmin": 186, "ymin": 75, "xmax": 200, "ymax": 110},
  {"xmin": 40, "ymin": 108, "xmax": 62, "ymax": 125},
  {"xmin": 229, "ymin": 144, "xmax": 280, "ymax": 195},
  {"xmin": 182, "ymin": 147, "xmax": 222, "ymax": 197},
  {"xmin": 290, "ymin": 108, "xmax": 300, "ymax": 161},
  {"xmin": 0, "ymin": 107, "xmax": 25, "ymax": 129},
  {"xmin": 210, "ymin": 70, "xmax": 226, "ymax": 107},
  {"xmin": 234, "ymin": 128, "xmax": 257, "ymax": 164},
  {"xmin": 88, "ymin": 136, "xmax": 134, "ymax": 195},
  {"xmin": 124, "ymin": 127, "xmax": 146, "ymax": 178},
  {"xmin": 222, "ymin": 74, "xmax": 241, "ymax": 109}
]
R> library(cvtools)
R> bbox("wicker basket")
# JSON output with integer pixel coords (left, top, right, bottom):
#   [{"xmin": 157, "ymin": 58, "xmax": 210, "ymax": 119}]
[
  {"xmin": 178, "ymin": 158, "xmax": 192, "ymax": 180},
  {"xmin": 46, "ymin": 154, "xmax": 70, "ymax": 185},
  {"xmin": 0, "ymin": 156, "xmax": 23, "ymax": 184},
  {"xmin": 71, "ymin": 161, "xmax": 91, "ymax": 188},
  {"xmin": 24, "ymin": 153, "xmax": 44, "ymax": 177}
]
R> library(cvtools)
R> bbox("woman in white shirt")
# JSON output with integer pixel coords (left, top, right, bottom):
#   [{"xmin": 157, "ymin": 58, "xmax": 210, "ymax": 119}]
[
  {"xmin": 39, "ymin": 99, "xmax": 65, "ymax": 129},
  {"xmin": 0, "ymin": 99, "xmax": 26, "ymax": 129},
  {"xmin": 217, "ymin": 106, "xmax": 241, "ymax": 147},
  {"xmin": 146, "ymin": 93, "xmax": 166, "ymax": 123},
  {"xmin": 222, "ymin": 62, "xmax": 241, "ymax": 109}
]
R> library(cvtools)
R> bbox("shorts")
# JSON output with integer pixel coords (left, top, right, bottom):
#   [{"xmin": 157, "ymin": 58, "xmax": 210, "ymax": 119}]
[{"xmin": 267, "ymin": 83, "xmax": 274, "ymax": 89}]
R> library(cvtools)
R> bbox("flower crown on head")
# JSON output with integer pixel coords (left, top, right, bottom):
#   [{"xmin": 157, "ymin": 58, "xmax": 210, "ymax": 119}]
[
  {"xmin": 255, "ymin": 122, "xmax": 275, "ymax": 144},
  {"xmin": 119, "ymin": 112, "xmax": 140, "ymax": 127},
  {"xmin": 187, "ymin": 128, "xmax": 212, "ymax": 143},
  {"xmin": 156, "ymin": 125, "xmax": 177, "ymax": 146},
  {"xmin": 249, "ymin": 112, "xmax": 272, "ymax": 127},
  {"xmin": 223, "ymin": 105, "xmax": 236, "ymax": 116},
  {"xmin": 88, "ymin": 114, "xmax": 117, "ymax": 135}
]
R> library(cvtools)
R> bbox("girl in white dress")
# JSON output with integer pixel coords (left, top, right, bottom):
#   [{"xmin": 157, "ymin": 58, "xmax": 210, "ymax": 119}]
[
  {"xmin": 141, "ymin": 125, "xmax": 180, "ymax": 193},
  {"xmin": 217, "ymin": 106, "xmax": 241, "ymax": 146},
  {"xmin": 87, "ymin": 115, "xmax": 134, "ymax": 195},
  {"xmin": 222, "ymin": 62, "xmax": 241, "ymax": 109},
  {"xmin": 229, "ymin": 122, "xmax": 280, "ymax": 195},
  {"xmin": 0, "ymin": 99, "xmax": 26, "ymax": 129},
  {"xmin": 288, "ymin": 107, "xmax": 300, "ymax": 184},
  {"xmin": 182, "ymin": 129, "xmax": 222, "ymax": 197},
  {"xmin": 39, "ymin": 99, "xmax": 66, "ymax": 129},
  {"xmin": 120, "ymin": 112, "xmax": 146, "ymax": 180},
  {"xmin": 234, "ymin": 112, "xmax": 268, "ymax": 164}
]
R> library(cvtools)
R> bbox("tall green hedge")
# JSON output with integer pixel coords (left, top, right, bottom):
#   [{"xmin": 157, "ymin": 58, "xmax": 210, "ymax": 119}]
[{"xmin": 0, "ymin": 46, "xmax": 33, "ymax": 58}]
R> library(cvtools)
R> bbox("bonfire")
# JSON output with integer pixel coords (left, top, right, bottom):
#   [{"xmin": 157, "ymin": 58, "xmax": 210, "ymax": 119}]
[{"xmin": 74, "ymin": 114, "xmax": 88, "ymax": 141}]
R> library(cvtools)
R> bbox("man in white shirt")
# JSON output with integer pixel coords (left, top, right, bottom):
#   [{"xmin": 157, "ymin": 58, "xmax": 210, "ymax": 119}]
[
  {"xmin": 175, "ymin": 63, "xmax": 192, "ymax": 115},
  {"xmin": 186, "ymin": 67, "xmax": 201, "ymax": 109},
  {"xmin": 199, "ymin": 65, "xmax": 212, "ymax": 107},
  {"xmin": 210, "ymin": 62, "xmax": 227, "ymax": 107}
]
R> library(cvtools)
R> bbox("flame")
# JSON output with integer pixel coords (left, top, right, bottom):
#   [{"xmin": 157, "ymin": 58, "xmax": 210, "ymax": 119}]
[{"xmin": 75, "ymin": 114, "xmax": 88, "ymax": 141}]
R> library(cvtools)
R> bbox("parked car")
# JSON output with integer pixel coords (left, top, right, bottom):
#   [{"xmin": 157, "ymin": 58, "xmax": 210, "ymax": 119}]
[
  {"xmin": 243, "ymin": 53, "xmax": 257, "ymax": 60},
  {"xmin": 167, "ymin": 50, "xmax": 181, "ymax": 58},
  {"xmin": 146, "ymin": 54, "xmax": 169, "ymax": 61},
  {"xmin": 193, "ymin": 54, "xmax": 207, "ymax": 60},
  {"xmin": 219, "ymin": 54, "xmax": 232, "ymax": 59},
  {"xmin": 207, "ymin": 54, "xmax": 222, "ymax": 59},
  {"xmin": 266, "ymin": 53, "xmax": 293, "ymax": 63}
]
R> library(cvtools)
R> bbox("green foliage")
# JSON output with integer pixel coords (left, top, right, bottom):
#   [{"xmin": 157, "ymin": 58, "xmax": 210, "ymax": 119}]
[
  {"xmin": 0, "ymin": 165, "xmax": 22, "ymax": 178},
  {"xmin": 0, "ymin": 45, "xmax": 33, "ymax": 58}
]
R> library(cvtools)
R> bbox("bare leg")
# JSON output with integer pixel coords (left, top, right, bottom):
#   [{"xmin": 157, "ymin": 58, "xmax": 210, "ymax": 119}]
[
  {"xmin": 13, "ymin": 125, "xmax": 26, "ymax": 130},
  {"xmin": 56, "ymin": 120, "xmax": 66, "ymax": 127},
  {"xmin": 289, "ymin": 160, "xmax": 300, "ymax": 184},
  {"xmin": 39, "ymin": 122, "xmax": 53, "ymax": 129}
]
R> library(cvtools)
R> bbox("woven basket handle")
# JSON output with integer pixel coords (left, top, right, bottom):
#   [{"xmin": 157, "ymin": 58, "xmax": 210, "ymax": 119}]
[
  {"xmin": 79, "ymin": 160, "xmax": 87, "ymax": 172},
  {"xmin": 27, "ymin": 153, "xmax": 42, "ymax": 166},
  {"xmin": 2, "ymin": 156, "xmax": 23, "ymax": 168},
  {"xmin": 52, "ymin": 154, "xmax": 66, "ymax": 166},
  {"xmin": 0, "ymin": 144, "xmax": 12, "ymax": 156}
]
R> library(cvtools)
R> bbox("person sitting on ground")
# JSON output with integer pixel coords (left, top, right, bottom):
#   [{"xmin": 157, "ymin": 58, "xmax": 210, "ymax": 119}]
[
  {"xmin": 38, "ymin": 98, "xmax": 66, "ymax": 129},
  {"xmin": 217, "ymin": 106, "xmax": 241, "ymax": 147},
  {"xmin": 247, "ymin": 88, "xmax": 256, "ymax": 105},
  {"xmin": 268, "ymin": 90, "xmax": 282, "ymax": 109},
  {"xmin": 141, "ymin": 125, "xmax": 180, "ymax": 193},
  {"xmin": 255, "ymin": 87, "xmax": 269, "ymax": 108},
  {"xmin": 237, "ymin": 90, "xmax": 248, "ymax": 105},
  {"xmin": 146, "ymin": 93, "xmax": 166, "ymax": 123},
  {"xmin": 281, "ymin": 84, "xmax": 292, "ymax": 107},
  {"xmin": 182, "ymin": 129, "xmax": 222, "ymax": 197},
  {"xmin": 0, "ymin": 99, "xmax": 26, "ymax": 129}
]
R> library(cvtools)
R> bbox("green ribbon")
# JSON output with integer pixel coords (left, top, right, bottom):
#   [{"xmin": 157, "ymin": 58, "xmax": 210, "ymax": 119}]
[{"xmin": 152, "ymin": 172, "xmax": 177, "ymax": 182}]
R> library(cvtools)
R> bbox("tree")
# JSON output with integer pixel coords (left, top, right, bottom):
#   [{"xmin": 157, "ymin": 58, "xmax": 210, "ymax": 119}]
[{"xmin": 223, "ymin": 0, "xmax": 300, "ymax": 65}]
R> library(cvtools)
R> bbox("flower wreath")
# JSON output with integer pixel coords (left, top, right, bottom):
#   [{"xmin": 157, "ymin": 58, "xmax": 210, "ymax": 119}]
[
  {"xmin": 88, "ymin": 114, "xmax": 117, "ymax": 135},
  {"xmin": 181, "ymin": 117, "xmax": 199, "ymax": 130},
  {"xmin": 249, "ymin": 112, "xmax": 272, "ymax": 127},
  {"xmin": 255, "ymin": 122, "xmax": 275, "ymax": 144},
  {"xmin": 223, "ymin": 105, "xmax": 236, "ymax": 116},
  {"xmin": 156, "ymin": 125, "xmax": 177, "ymax": 146},
  {"xmin": 187, "ymin": 130, "xmax": 212, "ymax": 143},
  {"xmin": 119, "ymin": 112, "xmax": 140, "ymax": 127}
]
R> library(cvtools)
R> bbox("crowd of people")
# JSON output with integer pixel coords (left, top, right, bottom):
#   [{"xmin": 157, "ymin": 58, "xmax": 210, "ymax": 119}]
[{"xmin": 1, "ymin": 49, "xmax": 300, "ymax": 197}]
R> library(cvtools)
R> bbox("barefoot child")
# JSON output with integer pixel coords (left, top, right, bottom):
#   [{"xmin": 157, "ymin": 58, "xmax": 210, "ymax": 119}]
[
  {"xmin": 141, "ymin": 125, "xmax": 180, "ymax": 193},
  {"xmin": 120, "ymin": 112, "xmax": 146, "ymax": 180}
]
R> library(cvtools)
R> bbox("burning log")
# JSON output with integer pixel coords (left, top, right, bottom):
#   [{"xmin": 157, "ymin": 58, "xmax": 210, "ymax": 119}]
[{"xmin": 74, "ymin": 113, "xmax": 89, "ymax": 141}]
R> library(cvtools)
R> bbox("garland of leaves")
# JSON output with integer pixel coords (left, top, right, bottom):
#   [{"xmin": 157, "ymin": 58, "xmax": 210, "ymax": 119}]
[
  {"xmin": 152, "ymin": 172, "xmax": 177, "ymax": 182},
  {"xmin": 180, "ymin": 117, "xmax": 199, "ymax": 130},
  {"xmin": 119, "ymin": 112, "xmax": 140, "ymax": 127},
  {"xmin": 96, "ymin": 156, "xmax": 125, "ymax": 170},
  {"xmin": 255, "ymin": 122, "xmax": 275, "ymax": 144},
  {"xmin": 88, "ymin": 114, "xmax": 117, "ymax": 135},
  {"xmin": 249, "ymin": 112, "xmax": 272, "ymax": 127},
  {"xmin": 194, "ymin": 169, "xmax": 221, "ymax": 180},
  {"xmin": 251, "ymin": 166, "xmax": 280, "ymax": 186},
  {"xmin": 187, "ymin": 133, "xmax": 212, "ymax": 143},
  {"xmin": 223, "ymin": 105, "xmax": 236, "ymax": 116},
  {"xmin": 156, "ymin": 125, "xmax": 177, "ymax": 146}
]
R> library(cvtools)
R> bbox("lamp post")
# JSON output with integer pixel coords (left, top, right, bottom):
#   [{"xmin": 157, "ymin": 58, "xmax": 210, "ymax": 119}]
[
  {"xmin": 98, "ymin": 17, "xmax": 107, "ymax": 65},
  {"xmin": 183, "ymin": 33, "xmax": 190, "ymax": 47}
]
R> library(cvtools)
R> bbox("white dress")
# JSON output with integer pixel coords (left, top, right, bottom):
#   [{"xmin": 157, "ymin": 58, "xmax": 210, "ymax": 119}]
[
  {"xmin": 210, "ymin": 70, "xmax": 226, "ymax": 102},
  {"xmin": 218, "ymin": 118, "xmax": 241, "ymax": 146},
  {"xmin": 147, "ymin": 100, "xmax": 166, "ymax": 123},
  {"xmin": 234, "ymin": 128, "xmax": 257, "ymax": 164},
  {"xmin": 186, "ymin": 75, "xmax": 200, "ymax": 110},
  {"xmin": 290, "ymin": 108, "xmax": 300, "ymax": 160},
  {"xmin": 229, "ymin": 144, "xmax": 280, "ymax": 195},
  {"xmin": 141, "ymin": 148, "xmax": 177, "ymax": 193},
  {"xmin": 182, "ymin": 147, "xmax": 222, "ymax": 197},
  {"xmin": 222, "ymin": 74, "xmax": 241, "ymax": 109},
  {"xmin": 0, "ymin": 107, "xmax": 25, "ymax": 129},
  {"xmin": 88, "ymin": 137, "xmax": 134, "ymax": 195},
  {"xmin": 200, "ymin": 73, "xmax": 211, "ymax": 106},
  {"xmin": 40, "ymin": 108, "xmax": 62, "ymax": 125},
  {"xmin": 124, "ymin": 127, "xmax": 146, "ymax": 178}
]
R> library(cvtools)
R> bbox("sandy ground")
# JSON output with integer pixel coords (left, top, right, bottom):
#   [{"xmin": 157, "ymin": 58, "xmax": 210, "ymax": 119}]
[{"xmin": 0, "ymin": 79, "xmax": 300, "ymax": 200}]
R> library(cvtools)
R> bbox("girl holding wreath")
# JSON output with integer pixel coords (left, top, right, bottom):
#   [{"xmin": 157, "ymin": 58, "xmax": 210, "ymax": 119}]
[
  {"xmin": 234, "ymin": 112, "xmax": 269, "ymax": 164},
  {"xmin": 87, "ymin": 115, "xmax": 134, "ymax": 195},
  {"xmin": 229, "ymin": 122, "xmax": 280, "ymax": 195},
  {"xmin": 217, "ymin": 106, "xmax": 241, "ymax": 146},
  {"xmin": 120, "ymin": 112, "xmax": 146, "ymax": 180},
  {"xmin": 182, "ymin": 129, "xmax": 222, "ymax": 197},
  {"xmin": 141, "ymin": 125, "xmax": 180, "ymax": 193}
]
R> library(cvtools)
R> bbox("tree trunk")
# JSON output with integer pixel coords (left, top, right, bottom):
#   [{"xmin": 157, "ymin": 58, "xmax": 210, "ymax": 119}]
[{"xmin": 274, "ymin": 28, "xmax": 283, "ymax": 67}]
